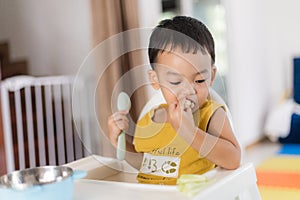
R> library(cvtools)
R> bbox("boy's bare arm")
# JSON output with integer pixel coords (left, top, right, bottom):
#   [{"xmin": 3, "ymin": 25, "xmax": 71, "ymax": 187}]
[
  {"xmin": 190, "ymin": 108, "xmax": 241, "ymax": 170},
  {"xmin": 167, "ymin": 99, "xmax": 241, "ymax": 169}
]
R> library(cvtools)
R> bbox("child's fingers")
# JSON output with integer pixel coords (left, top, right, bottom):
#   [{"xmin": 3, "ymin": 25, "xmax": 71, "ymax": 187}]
[
  {"xmin": 108, "ymin": 122, "xmax": 128, "ymax": 147},
  {"xmin": 115, "ymin": 121, "xmax": 129, "ymax": 131},
  {"xmin": 168, "ymin": 101, "xmax": 180, "ymax": 117},
  {"xmin": 110, "ymin": 111, "xmax": 129, "ymax": 122},
  {"xmin": 168, "ymin": 100, "xmax": 182, "ymax": 121},
  {"xmin": 178, "ymin": 98, "xmax": 194, "ymax": 113},
  {"xmin": 108, "ymin": 115, "xmax": 129, "ymax": 132},
  {"xmin": 168, "ymin": 102, "xmax": 175, "ymax": 111},
  {"xmin": 178, "ymin": 97, "xmax": 187, "ymax": 111},
  {"xmin": 112, "ymin": 114, "xmax": 129, "ymax": 124},
  {"xmin": 110, "ymin": 110, "xmax": 129, "ymax": 118},
  {"xmin": 108, "ymin": 111, "xmax": 130, "ymax": 147}
]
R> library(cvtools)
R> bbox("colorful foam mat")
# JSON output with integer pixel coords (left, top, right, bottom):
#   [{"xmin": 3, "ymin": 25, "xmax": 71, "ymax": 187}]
[
  {"xmin": 256, "ymin": 155, "xmax": 300, "ymax": 200},
  {"xmin": 277, "ymin": 144, "xmax": 300, "ymax": 156}
]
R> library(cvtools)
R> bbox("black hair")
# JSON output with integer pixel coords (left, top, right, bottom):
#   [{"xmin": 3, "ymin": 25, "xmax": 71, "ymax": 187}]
[{"xmin": 148, "ymin": 16, "xmax": 215, "ymax": 69}]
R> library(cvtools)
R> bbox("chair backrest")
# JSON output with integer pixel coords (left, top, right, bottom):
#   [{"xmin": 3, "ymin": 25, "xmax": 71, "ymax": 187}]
[{"xmin": 1, "ymin": 75, "xmax": 89, "ymax": 173}]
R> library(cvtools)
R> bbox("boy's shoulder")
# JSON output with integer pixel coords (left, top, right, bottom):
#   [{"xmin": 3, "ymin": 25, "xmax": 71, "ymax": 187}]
[
  {"xmin": 200, "ymin": 100, "xmax": 226, "ymax": 116},
  {"xmin": 202, "ymin": 99, "xmax": 224, "ymax": 109}
]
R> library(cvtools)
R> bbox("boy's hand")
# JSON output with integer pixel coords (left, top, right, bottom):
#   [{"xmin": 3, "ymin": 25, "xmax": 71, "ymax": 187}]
[
  {"xmin": 168, "ymin": 98, "xmax": 197, "ymax": 144},
  {"xmin": 107, "ymin": 110, "xmax": 129, "ymax": 147}
]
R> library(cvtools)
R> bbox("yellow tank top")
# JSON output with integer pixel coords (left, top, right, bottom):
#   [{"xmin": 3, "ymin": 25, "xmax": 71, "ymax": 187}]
[{"xmin": 134, "ymin": 100, "xmax": 224, "ymax": 185}]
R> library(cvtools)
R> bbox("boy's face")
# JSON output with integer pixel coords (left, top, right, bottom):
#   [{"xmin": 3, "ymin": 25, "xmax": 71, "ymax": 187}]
[{"xmin": 149, "ymin": 48, "xmax": 216, "ymax": 112}]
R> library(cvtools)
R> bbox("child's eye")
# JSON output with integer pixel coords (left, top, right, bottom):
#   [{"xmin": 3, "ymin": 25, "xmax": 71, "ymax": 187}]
[
  {"xmin": 195, "ymin": 80, "xmax": 205, "ymax": 84},
  {"xmin": 169, "ymin": 81, "xmax": 181, "ymax": 85}
]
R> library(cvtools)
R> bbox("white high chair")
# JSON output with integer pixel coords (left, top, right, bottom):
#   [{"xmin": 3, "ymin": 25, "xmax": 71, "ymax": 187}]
[{"xmin": 67, "ymin": 89, "xmax": 261, "ymax": 200}]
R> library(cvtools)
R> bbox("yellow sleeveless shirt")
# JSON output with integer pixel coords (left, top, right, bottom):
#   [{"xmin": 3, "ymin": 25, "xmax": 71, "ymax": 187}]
[{"xmin": 134, "ymin": 100, "xmax": 224, "ymax": 185}]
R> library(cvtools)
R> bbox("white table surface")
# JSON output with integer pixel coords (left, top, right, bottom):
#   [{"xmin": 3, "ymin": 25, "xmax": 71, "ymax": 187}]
[
  {"xmin": 69, "ymin": 156, "xmax": 259, "ymax": 200},
  {"xmin": 73, "ymin": 179, "xmax": 187, "ymax": 200}
]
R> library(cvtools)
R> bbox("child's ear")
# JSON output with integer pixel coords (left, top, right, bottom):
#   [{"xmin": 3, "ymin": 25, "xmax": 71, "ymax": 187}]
[
  {"xmin": 148, "ymin": 70, "xmax": 160, "ymax": 90},
  {"xmin": 209, "ymin": 65, "xmax": 217, "ymax": 86}
]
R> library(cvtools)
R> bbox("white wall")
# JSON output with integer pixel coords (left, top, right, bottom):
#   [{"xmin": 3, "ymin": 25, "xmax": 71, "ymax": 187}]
[
  {"xmin": 138, "ymin": 0, "xmax": 162, "ymax": 29},
  {"xmin": 137, "ymin": 0, "xmax": 163, "ymax": 99},
  {"xmin": 223, "ymin": 0, "xmax": 300, "ymax": 146},
  {"xmin": 137, "ymin": 0, "xmax": 162, "ymax": 63},
  {"xmin": 0, "ymin": 0, "xmax": 92, "ymax": 76}
]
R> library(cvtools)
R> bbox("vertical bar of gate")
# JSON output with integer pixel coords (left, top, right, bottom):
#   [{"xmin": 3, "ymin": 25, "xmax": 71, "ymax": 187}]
[
  {"xmin": 80, "ymin": 87, "xmax": 91, "ymax": 156},
  {"xmin": 1, "ymin": 85, "xmax": 15, "ymax": 172},
  {"xmin": 45, "ymin": 85, "xmax": 56, "ymax": 165},
  {"xmin": 25, "ymin": 86, "xmax": 36, "ymax": 168},
  {"xmin": 53, "ymin": 83, "xmax": 65, "ymax": 165},
  {"xmin": 35, "ymin": 85, "xmax": 46, "ymax": 166},
  {"xmin": 14, "ymin": 90, "xmax": 25, "ymax": 170},
  {"xmin": 73, "ymin": 89, "xmax": 83, "ymax": 160},
  {"xmin": 62, "ymin": 83, "xmax": 74, "ymax": 162}
]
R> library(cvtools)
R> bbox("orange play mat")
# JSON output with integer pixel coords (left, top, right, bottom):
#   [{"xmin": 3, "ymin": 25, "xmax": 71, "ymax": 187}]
[{"xmin": 256, "ymin": 156, "xmax": 300, "ymax": 200}]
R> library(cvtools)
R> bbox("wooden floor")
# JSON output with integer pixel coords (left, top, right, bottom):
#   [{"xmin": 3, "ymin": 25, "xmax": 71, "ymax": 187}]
[{"xmin": 242, "ymin": 140, "xmax": 282, "ymax": 166}]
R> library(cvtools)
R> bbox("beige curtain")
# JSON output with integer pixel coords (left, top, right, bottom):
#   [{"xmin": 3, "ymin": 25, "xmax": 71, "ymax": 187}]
[{"xmin": 90, "ymin": 0, "xmax": 149, "ymax": 156}]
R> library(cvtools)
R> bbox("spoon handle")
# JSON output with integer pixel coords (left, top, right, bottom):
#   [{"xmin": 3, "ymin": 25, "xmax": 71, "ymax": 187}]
[
  {"xmin": 116, "ymin": 92, "xmax": 130, "ymax": 161},
  {"xmin": 117, "ymin": 131, "xmax": 126, "ymax": 160}
]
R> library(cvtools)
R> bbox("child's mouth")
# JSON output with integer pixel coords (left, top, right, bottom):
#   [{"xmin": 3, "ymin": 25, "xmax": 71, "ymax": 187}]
[{"xmin": 184, "ymin": 99, "xmax": 195, "ymax": 109}]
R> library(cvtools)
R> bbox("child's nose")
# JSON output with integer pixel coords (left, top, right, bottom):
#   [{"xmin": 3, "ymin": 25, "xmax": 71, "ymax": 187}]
[{"xmin": 183, "ymin": 81, "xmax": 196, "ymax": 95}]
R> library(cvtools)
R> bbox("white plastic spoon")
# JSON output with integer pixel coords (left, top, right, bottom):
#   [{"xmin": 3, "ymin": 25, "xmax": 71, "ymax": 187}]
[{"xmin": 116, "ymin": 92, "xmax": 131, "ymax": 160}]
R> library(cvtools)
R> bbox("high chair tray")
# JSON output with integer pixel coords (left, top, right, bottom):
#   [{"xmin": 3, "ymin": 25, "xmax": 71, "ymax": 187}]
[{"xmin": 66, "ymin": 155, "xmax": 260, "ymax": 200}]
